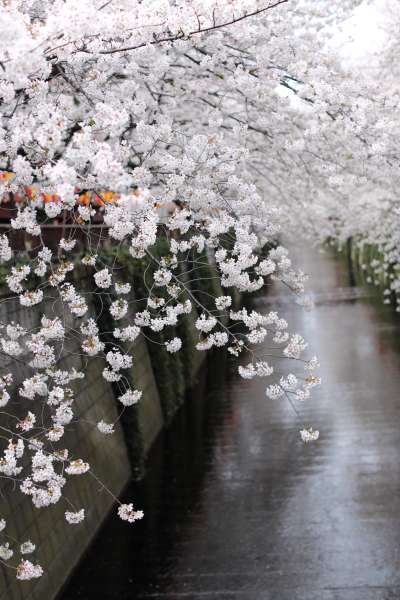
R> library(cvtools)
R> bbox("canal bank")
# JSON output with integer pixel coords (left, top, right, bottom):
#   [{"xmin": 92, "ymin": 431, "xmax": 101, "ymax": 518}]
[
  {"xmin": 60, "ymin": 242, "xmax": 400, "ymax": 600},
  {"xmin": 0, "ymin": 246, "xmax": 219, "ymax": 600}
]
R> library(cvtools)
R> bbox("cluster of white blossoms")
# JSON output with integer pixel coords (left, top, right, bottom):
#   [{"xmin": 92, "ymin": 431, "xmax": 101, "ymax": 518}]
[
  {"xmin": 119, "ymin": 390, "xmax": 142, "ymax": 406},
  {"xmin": 65, "ymin": 459, "xmax": 90, "ymax": 475},
  {"xmin": 0, "ymin": 538, "xmax": 35, "ymax": 559},
  {"xmin": 300, "ymin": 429, "xmax": 320, "ymax": 443},
  {"xmin": 165, "ymin": 338, "xmax": 182, "ymax": 353},
  {"xmin": 113, "ymin": 325, "xmax": 140, "ymax": 343},
  {"xmin": 118, "ymin": 504, "xmax": 144, "ymax": 523},
  {"xmin": 16, "ymin": 560, "xmax": 43, "ymax": 581},
  {"xmin": 65, "ymin": 509, "xmax": 85, "ymax": 524},
  {"xmin": 110, "ymin": 299, "xmax": 129, "ymax": 320},
  {"xmin": 2, "ymin": 0, "xmax": 391, "ymax": 582}
]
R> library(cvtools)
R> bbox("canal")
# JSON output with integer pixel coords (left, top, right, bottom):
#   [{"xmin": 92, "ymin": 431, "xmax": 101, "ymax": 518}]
[{"xmin": 60, "ymin": 243, "xmax": 400, "ymax": 600}]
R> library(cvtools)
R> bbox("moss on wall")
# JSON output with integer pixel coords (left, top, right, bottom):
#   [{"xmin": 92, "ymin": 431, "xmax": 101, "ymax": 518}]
[
  {"xmin": 97, "ymin": 241, "xmax": 195, "ymax": 427},
  {"xmin": 93, "ymin": 248, "xmax": 144, "ymax": 479},
  {"xmin": 186, "ymin": 249, "xmax": 218, "ymax": 312}
]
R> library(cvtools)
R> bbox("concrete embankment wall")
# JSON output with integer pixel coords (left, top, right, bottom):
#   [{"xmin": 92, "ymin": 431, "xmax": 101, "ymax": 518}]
[
  {"xmin": 0, "ymin": 271, "xmax": 204, "ymax": 600},
  {"xmin": 0, "ymin": 235, "xmax": 224, "ymax": 600},
  {"xmin": 0, "ymin": 282, "xmax": 133, "ymax": 600}
]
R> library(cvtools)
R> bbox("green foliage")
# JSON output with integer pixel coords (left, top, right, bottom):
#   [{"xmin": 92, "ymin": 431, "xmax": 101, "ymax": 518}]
[
  {"xmin": 91, "ymin": 259, "xmax": 144, "ymax": 479},
  {"xmin": 98, "ymin": 240, "xmax": 195, "ymax": 426},
  {"xmin": 186, "ymin": 249, "xmax": 217, "ymax": 312}
]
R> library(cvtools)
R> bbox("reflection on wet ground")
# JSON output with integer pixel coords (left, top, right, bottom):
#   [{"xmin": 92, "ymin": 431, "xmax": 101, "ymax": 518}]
[{"xmin": 60, "ymin": 245, "xmax": 400, "ymax": 600}]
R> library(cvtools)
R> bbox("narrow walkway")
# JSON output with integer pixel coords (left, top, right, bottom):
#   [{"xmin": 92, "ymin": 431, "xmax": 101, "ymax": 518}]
[{"xmin": 61, "ymin": 245, "xmax": 400, "ymax": 600}]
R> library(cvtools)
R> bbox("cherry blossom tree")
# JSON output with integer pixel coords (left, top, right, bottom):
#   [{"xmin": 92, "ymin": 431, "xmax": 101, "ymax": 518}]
[
  {"xmin": 0, "ymin": 0, "xmax": 380, "ymax": 580},
  {"xmin": 253, "ymin": 0, "xmax": 400, "ymax": 305}
]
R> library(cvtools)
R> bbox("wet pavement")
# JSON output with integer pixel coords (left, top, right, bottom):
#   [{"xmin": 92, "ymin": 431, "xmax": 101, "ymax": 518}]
[{"xmin": 60, "ymin": 244, "xmax": 400, "ymax": 600}]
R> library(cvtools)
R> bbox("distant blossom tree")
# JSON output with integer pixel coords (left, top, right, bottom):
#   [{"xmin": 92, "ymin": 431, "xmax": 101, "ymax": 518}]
[{"xmin": 1, "ymin": 0, "xmax": 392, "ymax": 580}]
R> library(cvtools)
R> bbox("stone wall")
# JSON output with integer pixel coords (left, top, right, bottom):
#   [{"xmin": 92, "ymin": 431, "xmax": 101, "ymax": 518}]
[
  {"xmin": 0, "ymin": 257, "xmax": 210, "ymax": 600},
  {"xmin": 0, "ymin": 354, "xmax": 131, "ymax": 600},
  {"xmin": 132, "ymin": 333, "xmax": 164, "ymax": 453},
  {"xmin": 0, "ymin": 276, "xmax": 165, "ymax": 600}
]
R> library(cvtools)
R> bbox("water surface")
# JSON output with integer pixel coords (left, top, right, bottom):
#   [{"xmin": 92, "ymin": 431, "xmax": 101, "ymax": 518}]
[{"xmin": 60, "ymin": 244, "xmax": 400, "ymax": 600}]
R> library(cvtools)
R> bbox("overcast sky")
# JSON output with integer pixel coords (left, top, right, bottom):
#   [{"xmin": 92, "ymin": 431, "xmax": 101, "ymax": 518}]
[{"xmin": 329, "ymin": 0, "xmax": 387, "ymax": 66}]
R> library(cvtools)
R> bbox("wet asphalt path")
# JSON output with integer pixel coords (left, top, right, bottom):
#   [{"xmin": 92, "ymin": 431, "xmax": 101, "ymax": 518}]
[{"xmin": 60, "ymin": 245, "xmax": 400, "ymax": 600}]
